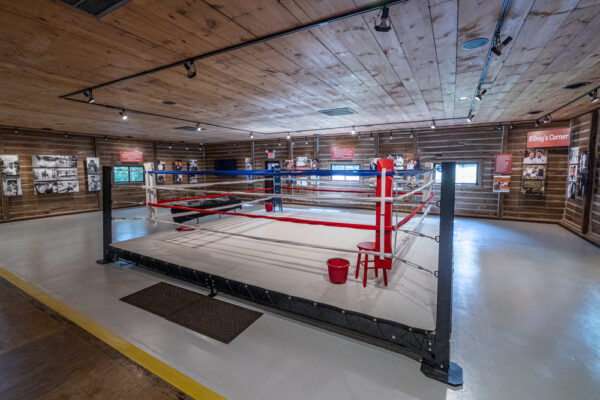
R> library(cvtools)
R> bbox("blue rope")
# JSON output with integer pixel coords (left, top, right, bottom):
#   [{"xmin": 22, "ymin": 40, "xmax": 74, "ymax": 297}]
[{"xmin": 146, "ymin": 169, "xmax": 434, "ymax": 177}]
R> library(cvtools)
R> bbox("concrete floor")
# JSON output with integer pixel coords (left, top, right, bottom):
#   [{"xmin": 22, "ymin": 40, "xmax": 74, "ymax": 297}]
[
  {"xmin": 114, "ymin": 207, "xmax": 439, "ymax": 330},
  {"xmin": 0, "ymin": 208, "xmax": 599, "ymax": 399}
]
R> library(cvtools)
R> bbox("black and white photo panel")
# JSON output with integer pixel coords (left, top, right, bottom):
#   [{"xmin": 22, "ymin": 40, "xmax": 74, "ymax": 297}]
[
  {"xmin": 57, "ymin": 180, "xmax": 79, "ymax": 193},
  {"xmin": 34, "ymin": 181, "xmax": 58, "ymax": 195},
  {"xmin": 2, "ymin": 177, "xmax": 22, "ymax": 196},
  {"xmin": 0, "ymin": 155, "xmax": 20, "ymax": 176},
  {"xmin": 88, "ymin": 174, "xmax": 101, "ymax": 191},
  {"xmin": 32, "ymin": 155, "xmax": 77, "ymax": 168},
  {"xmin": 56, "ymin": 168, "xmax": 78, "ymax": 179},
  {"xmin": 86, "ymin": 157, "xmax": 100, "ymax": 174}
]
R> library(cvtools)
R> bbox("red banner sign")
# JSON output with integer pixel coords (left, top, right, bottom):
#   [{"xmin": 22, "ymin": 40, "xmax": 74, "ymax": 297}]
[
  {"xmin": 120, "ymin": 150, "xmax": 143, "ymax": 163},
  {"xmin": 332, "ymin": 147, "xmax": 354, "ymax": 160},
  {"xmin": 527, "ymin": 128, "xmax": 570, "ymax": 148},
  {"xmin": 494, "ymin": 154, "xmax": 512, "ymax": 175}
]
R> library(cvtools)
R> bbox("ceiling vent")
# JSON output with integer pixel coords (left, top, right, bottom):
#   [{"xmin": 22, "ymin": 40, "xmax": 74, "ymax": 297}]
[
  {"xmin": 527, "ymin": 110, "xmax": 543, "ymax": 115},
  {"xmin": 318, "ymin": 107, "xmax": 357, "ymax": 117},
  {"xmin": 174, "ymin": 126, "xmax": 199, "ymax": 132},
  {"xmin": 55, "ymin": 0, "xmax": 131, "ymax": 18},
  {"xmin": 562, "ymin": 82, "xmax": 590, "ymax": 90}
]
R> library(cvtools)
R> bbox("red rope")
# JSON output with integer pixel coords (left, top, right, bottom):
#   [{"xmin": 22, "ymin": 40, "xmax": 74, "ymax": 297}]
[
  {"xmin": 395, "ymin": 192, "xmax": 435, "ymax": 229},
  {"xmin": 157, "ymin": 187, "xmax": 273, "ymax": 204},
  {"xmin": 148, "ymin": 202, "xmax": 396, "ymax": 231}
]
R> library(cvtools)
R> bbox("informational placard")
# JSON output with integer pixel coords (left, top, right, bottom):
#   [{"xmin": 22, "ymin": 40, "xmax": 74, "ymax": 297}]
[
  {"xmin": 332, "ymin": 147, "xmax": 354, "ymax": 160},
  {"xmin": 494, "ymin": 154, "xmax": 512, "ymax": 174},
  {"xmin": 120, "ymin": 150, "xmax": 143, "ymax": 163},
  {"xmin": 526, "ymin": 128, "xmax": 570, "ymax": 148}
]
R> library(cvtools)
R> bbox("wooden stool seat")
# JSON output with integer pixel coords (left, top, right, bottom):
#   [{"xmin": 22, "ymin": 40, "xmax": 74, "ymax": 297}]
[{"xmin": 355, "ymin": 241, "xmax": 388, "ymax": 287}]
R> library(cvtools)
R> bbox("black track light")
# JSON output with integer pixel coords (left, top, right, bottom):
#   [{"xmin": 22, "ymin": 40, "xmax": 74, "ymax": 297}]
[
  {"xmin": 13, "ymin": 128, "xmax": 18, "ymax": 134},
  {"xmin": 185, "ymin": 145, "xmax": 189, "ymax": 151},
  {"xmin": 509, "ymin": 122, "xmax": 514, "ymax": 130},
  {"xmin": 534, "ymin": 120, "xmax": 539, "ymax": 128},
  {"xmin": 278, "ymin": 139, "xmax": 281, "ymax": 146},
  {"xmin": 184, "ymin": 61, "xmax": 196, "ymax": 79},
  {"xmin": 120, "ymin": 109, "xmax": 128, "ymax": 120},
  {"xmin": 491, "ymin": 34, "xmax": 513, "ymax": 56},
  {"xmin": 466, "ymin": 114, "xmax": 474, "ymax": 122},
  {"xmin": 389, "ymin": 131, "xmax": 393, "ymax": 139},
  {"xmin": 497, "ymin": 124, "xmax": 502, "ymax": 130},
  {"xmin": 305, "ymin": 137, "xmax": 308, "ymax": 145},
  {"xmin": 589, "ymin": 89, "xmax": 599, "ymax": 104},
  {"xmin": 103, "ymin": 136, "xmax": 108, "ymax": 141},
  {"xmin": 196, "ymin": 123, "xmax": 202, "ymax": 132},
  {"xmin": 542, "ymin": 114, "xmax": 551, "ymax": 124},
  {"xmin": 374, "ymin": 6, "xmax": 391, "ymax": 32},
  {"xmin": 475, "ymin": 89, "xmax": 487, "ymax": 101},
  {"xmin": 249, "ymin": 132, "xmax": 254, "ymax": 139},
  {"xmin": 286, "ymin": 133, "xmax": 291, "ymax": 140},
  {"xmin": 410, "ymin": 130, "xmax": 414, "ymax": 139},
  {"xmin": 64, "ymin": 132, "xmax": 69, "ymax": 138},
  {"xmin": 168, "ymin": 143, "xmax": 172, "ymax": 150},
  {"xmin": 430, "ymin": 121, "xmax": 436, "ymax": 129},
  {"xmin": 351, "ymin": 126, "xmax": 356, "ymax": 135},
  {"xmin": 84, "ymin": 90, "xmax": 95, "ymax": 104},
  {"xmin": 370, "ymin": 132, "xmax": 374, "ymax": 141}
]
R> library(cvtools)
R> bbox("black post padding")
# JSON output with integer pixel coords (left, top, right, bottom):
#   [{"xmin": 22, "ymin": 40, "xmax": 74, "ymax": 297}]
[
  {"xmin": 96, "ymin": 166, "xmax": 114, "ymax": 264},
  {"xmin": 421, "ymin": 162, "xmax": 463, "ymax": 386}
]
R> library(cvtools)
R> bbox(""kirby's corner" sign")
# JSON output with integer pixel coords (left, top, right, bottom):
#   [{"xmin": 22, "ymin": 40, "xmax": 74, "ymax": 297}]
[{"xmin": 526, "ymin": 128, "xmax": 571, "ymax": 148}]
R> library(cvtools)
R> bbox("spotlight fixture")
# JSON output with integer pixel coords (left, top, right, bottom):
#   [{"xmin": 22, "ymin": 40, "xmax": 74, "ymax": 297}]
[
  {"xmin": 196, "ymin": 123, "xmax": 202, "ymax": 132},
  {"xmin": 286, "ymin": 133, "xmax": 291, "ymax": 140},
  {"xmin": 84, "ymin": 90, "xmax": 95, "ymax": 104},
  {"xmin": 370, "ymin": 132, "xmax": 374, "ymax": 141},
  {"xmin": 249, "ymin": 132, "xmax": 254, "ymax": 139},
  {"xmin": 185, "ymin": 145, "xmax": 189, "ymax": 150},
  {"xmin": 410, "ymin": 130, "xmax": 414, "ymax": 139},
  {"xmin": 497, "ymin": 124, "xmax": 502, "ymax": 130},
  {"xmin": 117, "ymin": 138, "xmax": 121, "ymax": 144},
  {"xmin": 374, "ymin": 6, "xmax": 391, "ymax": 32},
  {"xmin": 475, "ymin": 89, "xmax": 487, "ymax": 101},
  {"xmin": 491, "ymin": 33, "xmax": 513, "ymax": 56},
  {"xmin": 509, "ymin": 122, "xmax": 514, "ymax": 130},
  {"xmin": 534, "ymin": 120, "xmax": 539, "ymax": 128},
  {"xmin": 389, "ymin": 131, "xmax": 393, "ymax": 139},
  {"xmin": 542, "ymin": 114, "xmax": 551, "ymax": 124},
  {"xmin": 120, "ymin": 109, "xmax": 128, "ymax": 120},
  {"xmin": 351, "ymin": 126, "xmax": 356, "ymax": 135},
  {"xmin": 305, "ymin": 137, "xmax": 309, "ymax": 145},
  {"xmin": 466, "ymin": 114, "xmax": 474, "ymax": 122},
  {"xmin": 103, "ymin": 136, "xmax": 108, "ymax": 141},
  {"xmin": 430, "ymin": 121, "xmax": 436, "ymax": 129},
  {"xmin": 64, "ymin": 133, "xmax": 68, "ymax": 138},
  {"xmin": 589, "ymin": 89, "xmax": 599, "ymax": 103},
  {"xmin": 168, "ymin": 143, "xmax": 172, "ymax": 150},
  {"xmin": 184, "ymin": 61, "xmax": 196, "ymax": 79},
  {"xmin": 278, "ymin": 139, "xmax": 281, "ymax": 146},
  {"xmin": 13, "ymin": 128, "xmax": 18, "ymax": 134}
]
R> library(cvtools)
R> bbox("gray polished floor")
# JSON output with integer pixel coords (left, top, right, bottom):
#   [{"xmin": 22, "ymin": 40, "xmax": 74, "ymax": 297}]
[{"xmin": 0, "ymin": 208, "xmax": 599, "ymax": 399}]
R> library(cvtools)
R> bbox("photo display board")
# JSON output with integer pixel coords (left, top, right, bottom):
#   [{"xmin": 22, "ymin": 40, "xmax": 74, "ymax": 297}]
[
  {"xmin": 0, "ymin": 155, "xmax": 22, "ymax": 196},
  {"xmin": 521, "ymin": 149, "xmax": 547, "ymax": 194},
  {"xmin": 31, "ymin": 155, "xmax": 79, "ymax": 194},
  {"xmin": 86, "ymin": 157, "xmax": 101, "ymax": 191},
  {"xmin": 566, "ymin": 147, "xmax": 589, "ymax": 199}
]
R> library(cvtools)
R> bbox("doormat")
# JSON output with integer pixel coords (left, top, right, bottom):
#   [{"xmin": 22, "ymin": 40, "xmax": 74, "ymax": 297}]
[{"xmin": 121, "ymin": 282, "xmax": 262, "ymax": 344}]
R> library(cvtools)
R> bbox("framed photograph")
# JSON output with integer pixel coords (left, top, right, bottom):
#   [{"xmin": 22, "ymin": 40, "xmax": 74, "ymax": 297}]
[
  {"xmin": 521, "ymin": 180, "xmax": 545, "ymax": 195},
  {"xmin": 33, "ymin": 168, "xmax": 58, "ymax": 181},
  {"xmin": 405, "ymin": 157, "xmax": 420, "ymax": 170},
  {"xmin": 566, "ymin": 181, "xmax": 576, "ymax": 199},
  {"xmin": 188, "ymin": 159, "xmax": 198, "ymax": 172},
  {"xmin": 56, "ymin": 155, "xmax": 77, "ymax": 168},
  {"xmin": 32, "ymin": 155, "xmax": 57, "ymax": 168},
  {"xmin": 522, "ymin": 165, "xmax": 546, "ymax": 180},
  {"xmin": 0, "ymin": 155, "xmax": 19, "ymax": 176},
  {"xmin": 568, "ymin": 164, "xmax": 577, "ymax": 182},
  {"xmin": 56, "ymin": 180, "xmax": 79, "ymax": 193},
  {"xmin": 493, "ymin": 176, "xmax": 510, "ymax": 193},
  {"xmin": 34, "ymin": 181, "xmax": 58, "ymax": 195},
  {"xmin": 579, "ymin": 151, "xmax": 589, "ymax": 173},
  {"xmin": 88, "ymin": 174, "xmax": 101, "ymax": 191},
  {"xmin": 156, "ymin": 160, "xmax": 166, "ymax": 184},
  {"xmin": 568, "ymin": 147, "xmax": 579, "ymax": 165},
  {"xmin": 523, "ymin": 148, "xmax": 546, "ymax": 165},
  {"xmin": 386, "ymin": 154, "xmax": 404, "ymax": 171},
  {"xmin": 86, "ymin": 157, "xmax": 100, "ymax": 174},
  {"xmin": 173, "ymin": 160, "xmax": 183, "ymax": 183},
  {"xmin": 56, "ymin": 168, "xmax": 78, "ymax": 180},
  {"xmin": 2, "ymin": 177, "xmax": 22, "ymax": 196}
]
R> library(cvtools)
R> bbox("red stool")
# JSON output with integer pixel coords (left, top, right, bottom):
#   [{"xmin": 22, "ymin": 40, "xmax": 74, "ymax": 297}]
[{"xmin": 356, "ymin": 241, "xmax": 388, "ymax": 287}]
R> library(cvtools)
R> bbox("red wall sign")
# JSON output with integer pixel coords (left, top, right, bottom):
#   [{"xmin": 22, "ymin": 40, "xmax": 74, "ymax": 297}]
[
  {"xmin": 332, "ymin": 147, "xmax": 354, "ymax": 160},
  {"xmin": 494, "ymin": 154, "xmax": 512, "ymax": 175},
  {"xmin": 120, "ymin": 150, "xmax": 143, "ymax": 163},
  {"xmin": 527, "ymin": 128, "xmax": 570, "ymax": 148}
]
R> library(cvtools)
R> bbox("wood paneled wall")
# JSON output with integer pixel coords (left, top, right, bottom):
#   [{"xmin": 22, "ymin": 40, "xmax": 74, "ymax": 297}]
[{"xmin": 589, "ymin": 111, "xmax": 600, "ymax": 244}]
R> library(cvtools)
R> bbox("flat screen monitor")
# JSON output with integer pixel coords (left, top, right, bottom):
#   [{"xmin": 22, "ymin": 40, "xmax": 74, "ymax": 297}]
[
  {"xmin": 214, "ymin": 159, "xmax": 237, "ymax": 170},
  {"xmin": 130, "ymin": 166, "xmax": 144, "ymax": 182},
  {"xmin": 114, "ymin": 166, "xmax": 130, "ymax": 183}
]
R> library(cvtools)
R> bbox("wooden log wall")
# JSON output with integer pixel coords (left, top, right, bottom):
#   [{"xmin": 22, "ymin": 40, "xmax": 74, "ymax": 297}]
[
  {"xmin": 0, "ymin": 128, "xmax": 204, "ymax": 222},
  {"xmin": 589, "ymin": 110, "xmax": 600, "ymax": 245}
]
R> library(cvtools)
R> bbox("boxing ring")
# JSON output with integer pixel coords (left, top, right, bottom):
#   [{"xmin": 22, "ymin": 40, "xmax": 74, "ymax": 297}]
[{"xmin": 97, "ymin": 161, "xmax": 462, "ymax": 386}]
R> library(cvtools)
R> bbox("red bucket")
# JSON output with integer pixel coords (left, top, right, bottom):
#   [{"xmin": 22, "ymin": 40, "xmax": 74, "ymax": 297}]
[
  {"xmin": 265, "ymin": 202, "xmax": 273, "ymax": 212},
  {"xmin": 327, "ymin": 258, "xmax": 349, "ymax": 284}
]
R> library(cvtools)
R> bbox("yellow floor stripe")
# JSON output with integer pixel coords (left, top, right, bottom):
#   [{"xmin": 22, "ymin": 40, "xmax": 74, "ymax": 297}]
[{"xmin": 0, "ymin": 266, "xmax": 226, "ymax": 400}]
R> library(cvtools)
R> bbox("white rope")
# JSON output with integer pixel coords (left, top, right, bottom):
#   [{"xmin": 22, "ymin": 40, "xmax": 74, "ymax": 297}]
[
  {"xmin": 394, "ymin": 179, "xmax": 434, "ymax": 201},
  {"xmin": 153, "ymin": 198, "xmax": 265, "ymax": 220},
  {"xmin": 153, "ymin": 178, "xmax": 267, "ymax": 191}
]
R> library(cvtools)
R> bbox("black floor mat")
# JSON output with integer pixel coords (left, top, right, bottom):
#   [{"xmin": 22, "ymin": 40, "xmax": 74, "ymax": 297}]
[{"xmin": 121, "ymin": 282, "xmax": 262, "ymax": 344}]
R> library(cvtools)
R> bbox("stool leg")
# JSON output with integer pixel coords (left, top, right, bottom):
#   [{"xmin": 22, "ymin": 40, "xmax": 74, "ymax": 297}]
[
  {"xmin": 363, "ymin": 254, "xmax": 368, "ymax": 287},
  {"xmin": 383, "ymin": 268, "xmax": 388, "ymax": 286},
  {"xmin": 374, "ymin": 259, "xmax": 378, "ymax": 277},
  {"xmin": 355, "ymin": 253, "xmax": 361, "ymax": 279}
]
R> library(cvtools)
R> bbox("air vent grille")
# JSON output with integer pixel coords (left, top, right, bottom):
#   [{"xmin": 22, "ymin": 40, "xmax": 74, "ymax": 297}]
[
  {"xmin": 56, "ymin": 0, "xmax": 131, "ymax": 18},
  {"xmin": 318, "ymin": 107, "xmax": 357, "ymax": 116}
]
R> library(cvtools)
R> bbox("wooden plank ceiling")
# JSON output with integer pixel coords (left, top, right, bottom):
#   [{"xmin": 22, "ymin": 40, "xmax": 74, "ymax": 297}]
[{"xmin": 0, "ymin": 0, "xmax": 599, "ymax": 143}]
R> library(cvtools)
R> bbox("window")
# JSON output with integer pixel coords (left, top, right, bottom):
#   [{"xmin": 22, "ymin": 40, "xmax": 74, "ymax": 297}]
[
  {"xmin": 434, "ymin": 163, "xmax": 478, "ymax": 184},
  {"xmin": 113, "ymin": 165, "xmax": 144, "ymax": 183},
  {"xmin": 331, "ymin": 164, "xmax": 360, "ymax": 181}
]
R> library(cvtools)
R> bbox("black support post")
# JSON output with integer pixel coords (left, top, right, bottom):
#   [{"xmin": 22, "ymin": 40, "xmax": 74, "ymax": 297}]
[
  {"xmin": 421, "ymin": 162, "xmax": 463, "ymax": 386},
  {"xmin": 96, "ymin": 166, "xmax": 115, "ymax": 264}
]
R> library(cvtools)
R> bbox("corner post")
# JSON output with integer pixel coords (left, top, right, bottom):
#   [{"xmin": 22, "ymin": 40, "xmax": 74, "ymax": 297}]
[
  {"xmin": 273, "ymin": 164, "xmax": 282, "ymax": 212},
  {"xmin": 421, "ymin": 161, "xmax": 463, "ymax": 386},
  {"xmin": 96, "ymin": 166, "xmax": 115, "ymax": 264}
]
